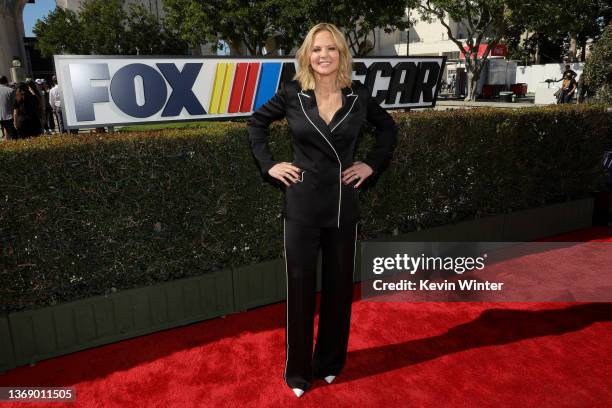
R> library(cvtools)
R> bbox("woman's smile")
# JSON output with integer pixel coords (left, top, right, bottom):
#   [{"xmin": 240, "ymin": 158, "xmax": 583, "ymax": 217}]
[{"xmin": 310, "ymin": 30, "xmax": 339, "ymax": 77}]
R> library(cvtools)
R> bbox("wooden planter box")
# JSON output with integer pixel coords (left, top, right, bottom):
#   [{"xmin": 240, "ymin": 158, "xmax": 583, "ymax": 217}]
[
  {"xmin": 0, "ymin": 198, "xmax": 594, "ymax": 373},
  {"xmin": 0, "ymin": 314, "xmax": 15, "ymax": 372},
  {"xmin": 2, "ymin": 269, "xmax": 233, "ymax": 372}
]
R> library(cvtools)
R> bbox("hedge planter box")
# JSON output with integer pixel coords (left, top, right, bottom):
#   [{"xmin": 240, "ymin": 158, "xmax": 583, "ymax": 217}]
[
  {"xmin": 232, "ymin": 259, "xmax": 286, "ymax": 312},
  {"xmin": 0, "ymin": 198, "xmax": 594, "ymax": 373},
  {"xmin": 502, "ymin": 198, "xmax": 594, "ymax": 241},
  {"xmin": 232, "ymin": 257, "xmax": 326, "ymax": 313},
  {"xmin": 2, "ymin": 268, "xmax": 233, "ymax": 372},
  {"xmin": 389, "ymin": 197, "xmax": 593, "ymax": 243},
  {"xmin": 0, "ymin": 314, "xmax": 15, "ymax": 373}
]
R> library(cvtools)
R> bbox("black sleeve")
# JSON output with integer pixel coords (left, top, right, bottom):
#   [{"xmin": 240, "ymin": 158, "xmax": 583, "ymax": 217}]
[
  {"xmin": 247, "ymin": 85, "xmax": 287, "ymax": 176},
  {"xmin": 362, "ymin": 93, "xmax": 398, "ymax": 175}
]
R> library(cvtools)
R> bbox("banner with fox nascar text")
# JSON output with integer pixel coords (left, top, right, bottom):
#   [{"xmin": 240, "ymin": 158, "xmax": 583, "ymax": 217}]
[{"xmin": 54, "ymin": 55, "xmax": 446, "ymax": 129}]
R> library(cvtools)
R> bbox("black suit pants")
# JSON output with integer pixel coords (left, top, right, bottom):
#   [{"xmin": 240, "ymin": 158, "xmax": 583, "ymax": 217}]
[{"xmin": 283, "ymin": 218, "xmax": 357, "ymax": 391}]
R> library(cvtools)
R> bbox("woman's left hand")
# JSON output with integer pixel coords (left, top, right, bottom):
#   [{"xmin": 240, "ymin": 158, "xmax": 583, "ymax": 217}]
[{"xmin": 342, "ymin": 161, "xmax": 373, "ymax": 188}]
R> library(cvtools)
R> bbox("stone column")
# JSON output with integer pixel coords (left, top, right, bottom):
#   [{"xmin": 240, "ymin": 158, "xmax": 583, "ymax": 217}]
[{"xmin": 0, "ymin": 0, "xmax": 30, "ymax": 80}]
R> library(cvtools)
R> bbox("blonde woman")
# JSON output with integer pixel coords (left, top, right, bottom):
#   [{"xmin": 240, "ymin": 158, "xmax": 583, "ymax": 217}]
[{"xmin": 247, "ymin": 23, "xmax": 397, "ymax": 398}]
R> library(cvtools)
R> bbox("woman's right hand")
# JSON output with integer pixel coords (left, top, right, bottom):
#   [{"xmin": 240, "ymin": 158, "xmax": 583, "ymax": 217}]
[{"xmin": 268, "ymin": 162, "xmax": 302, "ymax": 187}]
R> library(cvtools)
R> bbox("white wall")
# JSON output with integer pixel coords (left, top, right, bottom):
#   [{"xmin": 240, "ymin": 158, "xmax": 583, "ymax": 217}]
[{"xmin": 515, "ymin": 62, "xmax": 584, "ymax": 93}]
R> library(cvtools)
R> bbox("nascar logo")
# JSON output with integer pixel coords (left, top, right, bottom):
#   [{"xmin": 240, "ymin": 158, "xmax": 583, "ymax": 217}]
[
  {"xmin": 54, "ymin": 56, "xmax": 445, "ymax": 129},
  {"xmin": 209, "ymin": 62, "xmax": 284, "ymax": 114}
]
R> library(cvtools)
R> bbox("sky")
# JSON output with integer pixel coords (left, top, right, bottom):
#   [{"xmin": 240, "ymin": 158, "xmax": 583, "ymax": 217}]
[{"xmin": 23, "ymin": 0, "xmax": 57, "ymax": 37}]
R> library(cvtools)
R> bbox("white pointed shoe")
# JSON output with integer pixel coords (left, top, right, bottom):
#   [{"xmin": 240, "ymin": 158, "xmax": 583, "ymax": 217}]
[
  {"xmin": 324, "ymin": 375, "xmax": 336, "ymax": 384},
  {"xmin": 292, "ymin": 388, "xmax": 305, "ymax": 398}
]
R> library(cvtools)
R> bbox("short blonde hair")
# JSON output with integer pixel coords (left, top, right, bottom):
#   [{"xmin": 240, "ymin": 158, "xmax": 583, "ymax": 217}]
[{"xmin": 294, "ymin": 23, "xmax": 353, "ymax": 90}]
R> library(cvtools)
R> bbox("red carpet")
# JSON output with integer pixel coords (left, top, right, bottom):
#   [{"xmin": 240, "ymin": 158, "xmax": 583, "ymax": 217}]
[{"xmin": 1, "ymin": 226, "xmax": 611, "ymax": 407}]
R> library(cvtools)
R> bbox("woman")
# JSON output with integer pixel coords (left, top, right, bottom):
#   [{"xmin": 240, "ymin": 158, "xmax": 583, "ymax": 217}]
[
  {"xmin": 13, "ymin": 82, "xmax": 43, "ymax": 138},
  {"xmin": 27, "ymin": 80, "xmax": 46, "ymax": 130},
  {"xmin": 557, "ymin": 71, "xmax": 577, "ymax": 104},
  {"xmin": 247, "ymin": 23, "xmax": 397, "ymax": 398}
]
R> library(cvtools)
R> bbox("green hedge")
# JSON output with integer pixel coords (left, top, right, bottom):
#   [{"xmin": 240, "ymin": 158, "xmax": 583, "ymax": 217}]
[{"xmin": 0, "ymin": 105, "xmax": 609, "ymax": 313}]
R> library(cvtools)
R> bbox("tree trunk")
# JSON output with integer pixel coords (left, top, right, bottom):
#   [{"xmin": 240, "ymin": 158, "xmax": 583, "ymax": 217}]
[
  {"xmin": 191, "ymin": 45, "xmax": 201, "ymax": 56},
  {"xmin": 465, "ymin": 70, "xmax": 477, "ymax": 101},
  {"xmin": 569, "ymin": 33, "xmax": 578, "ymax": 62}
]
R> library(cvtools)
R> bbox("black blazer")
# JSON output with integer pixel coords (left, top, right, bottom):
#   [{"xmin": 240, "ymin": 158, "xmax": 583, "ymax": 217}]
[{"xmin": 247, "ymin": 79, "xmax": 397, "ymax": 228}]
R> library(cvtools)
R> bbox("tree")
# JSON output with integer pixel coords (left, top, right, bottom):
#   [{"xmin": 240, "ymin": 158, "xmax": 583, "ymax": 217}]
[
  {"xmin": 78, "ymin": 0, "xmax": 129, "ymax": 54},
  {"xmin": 582, "ymin": 23, "xmax": 612, "ymax": 103},
  {"xmin": 505, "ymin": 0, "xmax": 612, "ymax": 64},
  {"xmin": 33, "ymin": 8, "xmax": 85, "ymax": 56},
  {"xmin": 125, "ymin": 3, "xmax": 187, "ymax": 55},
  {"xmin": 305, "ymin": 0, "xmax": 415, "ymax": 56},
  {"xmin": 161, "ymin": 0, "xmax": 211, "ymax": 55},
  {"xmin": 33, "ymin": 0, "xmax": 187, "ymax": 57},
  {"xmin": 163, "ymin": 0, "xmax": 305, "ymax": 55},
  {"xmin": 418, "ymin": 0, "xmax": 509, "ymax": 101},
  {"xmin": 163, "ymin": 0, "xmax": 415, "ymax": 57}
]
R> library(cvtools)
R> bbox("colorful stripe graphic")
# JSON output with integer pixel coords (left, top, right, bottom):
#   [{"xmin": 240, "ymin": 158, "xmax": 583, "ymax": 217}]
[
  {"xmin": 209, "ymin": 63, "xmax": 235, "ymax": 114},
  {"xmin": 253, "ymin": 63, "xmax": 281, "ymax": 110},
  {"xmin": 212, "ymin": 62, "xmax": 281, "ymax": 114}
]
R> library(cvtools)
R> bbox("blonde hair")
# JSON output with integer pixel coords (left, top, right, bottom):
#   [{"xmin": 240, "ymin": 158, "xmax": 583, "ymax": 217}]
[{"xmin": 294, "ymin": 23, "xmax": 353, "ymax": 90}]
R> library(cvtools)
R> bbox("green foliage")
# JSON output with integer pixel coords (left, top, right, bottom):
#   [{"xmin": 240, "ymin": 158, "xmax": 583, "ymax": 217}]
[
  {"xmin": 162, "ymin": 0, "xmax": 304, "ymax": 55},
  {"xmin": 0, "ymin": 106, "xmax": 609, "ymax": 313},
  {"xmin": 161, "ymin": 0, "xmax": 212, "ymax": 52},
  {"xmin": 583, "ymin": 23, "xmax": 612, "ymax": 104},
  {"xmin": 305, "ymin": 0, "xmax": 414, "ymax": 55},
  {"xmin": 505, "ymin": 0, "xmax": 611, "ymax": 63},
  {"xmin": 419, "ymin": 0, "xmax": 508, "ymax": 100},
  {"xmin": 33, "ymin": 8, "xmax": 85, "ymax": 56},
  {"xmin": 162, "ymin": 0, "xmax": 413, "ymax": 56},
  {"xmin": 33, "ymin": 0, "xmax": 187, "ymax": 57},
  {"xmin": 125, "ymin": 2, "xmax": 188, "ymax": 55},
  {"xmin": 78, "ymin": 0, "xmax": 129, "ymax": 54}
]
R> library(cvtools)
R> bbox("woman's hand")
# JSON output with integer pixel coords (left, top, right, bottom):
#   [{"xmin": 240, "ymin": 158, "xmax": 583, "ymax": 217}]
[
  {"xmin": 342, "ymin": 161, "xmax": 373, "ymax": 188},
  {"xmin": 268, "ymin": 162, "xmax": 302, "ymax": 187}
]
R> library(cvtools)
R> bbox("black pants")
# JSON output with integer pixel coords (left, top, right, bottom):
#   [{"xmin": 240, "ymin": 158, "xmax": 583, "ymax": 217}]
[
  {"xmin": 0, "ymin": 119, "xmax": 17, "ymax": 140},
  {"xmin": 283, "ymin": 218, "xmax": 358, "ymax": 391}
]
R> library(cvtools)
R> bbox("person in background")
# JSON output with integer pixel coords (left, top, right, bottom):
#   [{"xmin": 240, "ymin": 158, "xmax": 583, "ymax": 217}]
[
  {"xmin": 49, "ymin": 75, "xmax": 65, "ymax": 134},
  {"xmin": 556, "ymin": 64, "xmax": 577, "ymax": 82},
  {"xmin": 557, "ymin": 71, "xmax": 578, "ymax": 104},
  {"xmin": 37, "ymin": 79, "xmax": 54, "ymax": 134},
  {"xmin": 26, "ymin": 80, "xmax": 46, "ymax": 133},
  {"xmin": 13, "ymin": 82, "xmax": 43, "ymax": 138},
  {"xmin": 0, "ymin": 75, "xmax": 18, "ymax": 140}
]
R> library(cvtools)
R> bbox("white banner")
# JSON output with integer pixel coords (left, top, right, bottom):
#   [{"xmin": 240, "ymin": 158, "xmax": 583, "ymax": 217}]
[{"xmin": 54, "ymin": 56, "xmax": 446, "ymax": 128}]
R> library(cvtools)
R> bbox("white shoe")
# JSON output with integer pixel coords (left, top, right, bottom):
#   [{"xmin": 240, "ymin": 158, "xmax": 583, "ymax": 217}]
[
  {"xmin": 292, "ymin": 388, "xmax": 305, "ymax": 398},
  {"xmin": 324, "ymin": 375, "xmax": 336, "ymax": 384}
]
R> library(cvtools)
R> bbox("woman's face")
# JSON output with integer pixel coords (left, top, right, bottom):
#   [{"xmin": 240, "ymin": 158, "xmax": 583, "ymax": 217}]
[{"xmin": 309, "ymin": 30, "xmax": 340, "ymax": 79}]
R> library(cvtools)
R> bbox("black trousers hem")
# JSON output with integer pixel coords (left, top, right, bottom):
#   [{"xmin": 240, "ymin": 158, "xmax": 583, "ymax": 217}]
[{"xmin": 282, "ymin": 218, "xmax": 357, "ymax": 390}]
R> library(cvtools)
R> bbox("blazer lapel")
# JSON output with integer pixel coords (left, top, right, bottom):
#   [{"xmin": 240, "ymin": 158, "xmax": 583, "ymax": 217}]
[
  {"xmin": 298, "ymin": 89, "xmax": 331, "ymax": 135},
  {"xmin": 296, "ymin": 86, "xmax": 360, "ymax": 160},
  {"xmin": 329, "ymin": 88, "xmax": 359, "ymax": 133},
  {"xmin": 297, "ymin": 89, "xmax": 340, "ymax": 160}
]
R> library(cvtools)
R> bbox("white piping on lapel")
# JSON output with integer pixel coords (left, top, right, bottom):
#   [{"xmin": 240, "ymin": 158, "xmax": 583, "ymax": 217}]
[
  {"xmin": 330, "ymin": 95, "xmax": 358, "ymax": 133},
  {"xmin": 299, "ymin": 90, "xmax": 311, "ymax": 98},
  {"xmin": 297, "ymin": 92, "xmax": 342, "ymax": 228}
]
